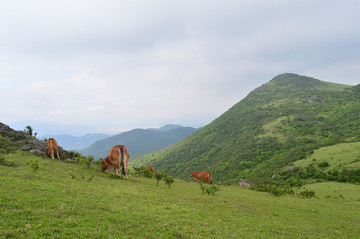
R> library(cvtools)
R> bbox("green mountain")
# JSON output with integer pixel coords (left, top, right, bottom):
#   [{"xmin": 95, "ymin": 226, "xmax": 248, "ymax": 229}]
[
  {"xmin": 130, "ymin": 73, "xmax": 360, "ymax": 184},
  {"xmin": 79, "ymin": 125, "xmax": 198, "ymax": 160}
]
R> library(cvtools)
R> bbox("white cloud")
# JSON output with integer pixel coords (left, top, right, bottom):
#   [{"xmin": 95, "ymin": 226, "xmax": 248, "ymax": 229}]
[{"xmin": 87, "ymin": 106, "xmax": 104, "ymax": 111}]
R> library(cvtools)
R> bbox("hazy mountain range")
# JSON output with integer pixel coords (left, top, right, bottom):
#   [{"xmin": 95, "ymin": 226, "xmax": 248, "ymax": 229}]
[
  {"xmin": 79, "ymin": 124, "xmax": 198, "ymax": 159},
  {"xmin": 39, "ymin": 134, "xmax": 110, "ymax": 151}
]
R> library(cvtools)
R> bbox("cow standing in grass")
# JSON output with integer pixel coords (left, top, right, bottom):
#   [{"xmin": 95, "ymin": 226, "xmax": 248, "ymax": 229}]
[
  {"xmin": 46, "ymin": 138, "xmax": 60, "ymax": 160},
  {"xmin": 190, "ymin": 171, "xmax": 212, "ymax": 184},
  {"xmin": 100, "ymin": 145, "xmax": 129, "ymax": 180}
]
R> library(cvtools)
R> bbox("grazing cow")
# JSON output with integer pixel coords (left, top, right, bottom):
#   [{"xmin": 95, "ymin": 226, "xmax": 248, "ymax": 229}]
[
  {"xmin": 146, "ymin": 165, "xmax": 155, "ymax": 173},
  {"xmin": 190, "ymin": 171, "xmax": 212, "ymax": 184},
  {"xmin": 100, "ymin": 145, "xmax": 129, "ymax": 180},
  {"xmin": 46, "ymin": 138, "xmax": 60, "ymax": 160}
]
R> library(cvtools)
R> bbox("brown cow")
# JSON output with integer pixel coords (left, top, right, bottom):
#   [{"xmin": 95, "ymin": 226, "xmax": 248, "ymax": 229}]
[
  {"xmin": 46, "ymin": 138, "xmax": 60, "ymax": 160},
  {"xmin": 100, "ymin": 145, "xmax": 129, "ymax": 180},
  {"xmin": 146, "ymin": 165, "xmax": 155, "ymax": 173},
  {"xmin": 190, "ymin": 171, "xmax": 212, "ymax": 184}
]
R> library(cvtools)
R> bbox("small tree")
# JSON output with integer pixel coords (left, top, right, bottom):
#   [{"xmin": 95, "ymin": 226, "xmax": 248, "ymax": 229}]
[
  {"xmin": 24, "ymin": 126, "xmax": 33, "ymax": 136},
  {"xmin": 155, "ymin": 171, "xmax": 166, "ymax": 186},
  {"xmin": 164, "ymin": 174, "xmax": 174, "ymax": 188}
]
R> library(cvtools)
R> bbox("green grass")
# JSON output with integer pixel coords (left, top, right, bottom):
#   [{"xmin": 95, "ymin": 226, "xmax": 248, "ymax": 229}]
[
  {"xmin": 294, "ymin": 142, "xmax": 360, "ymax": 171},
  {"xmin": 1, "ymin": 151, "xmax": 360, "ymax": 238},
  {"xmin": 301, "ymin": 182, "xmax": 360, "ymax": 200}
]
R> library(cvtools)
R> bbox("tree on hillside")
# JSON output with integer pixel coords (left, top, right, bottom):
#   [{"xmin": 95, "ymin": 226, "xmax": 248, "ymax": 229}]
[{"xmin": 24, "ymin": 126, "xmax": 33, "ymax": 136}]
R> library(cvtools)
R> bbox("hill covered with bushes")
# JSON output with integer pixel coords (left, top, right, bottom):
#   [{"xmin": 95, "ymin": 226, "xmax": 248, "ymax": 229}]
[{"xmin": 130, "ymin": 73, "xmax": 360, "ymax": 185}]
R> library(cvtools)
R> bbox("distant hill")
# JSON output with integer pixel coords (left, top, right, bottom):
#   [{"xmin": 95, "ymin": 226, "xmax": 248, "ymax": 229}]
[
  {"xmin": 130, "ymin": 73, "xmax": 360, "ymax": 184},
  {"xmin": 40, "ymin": 134, "xmax": 109, "ymax": 151},
  {"xmin": 79, "ymin": 125, "xmax": 198, "ymax": 159}
]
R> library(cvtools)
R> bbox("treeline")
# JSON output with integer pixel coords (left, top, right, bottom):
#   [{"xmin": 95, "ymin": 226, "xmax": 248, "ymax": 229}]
[{"xmin": 276, "ymin": 165, "xmax": 360, "ymax": 187}]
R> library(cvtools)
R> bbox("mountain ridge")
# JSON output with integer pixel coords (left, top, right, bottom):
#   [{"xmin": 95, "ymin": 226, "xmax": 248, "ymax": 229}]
[{"xmin": 79, "ymin": 125, "xmax": 198, "ymax": 159}]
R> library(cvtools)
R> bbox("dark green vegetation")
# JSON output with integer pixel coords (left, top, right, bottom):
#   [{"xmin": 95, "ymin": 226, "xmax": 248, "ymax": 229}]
[
  {"xmin": 79, "ymin": 125, "xmax": 198, "ymax": 159},
  {"xmin": 1, "ymin": 152, "xmax": 360, "ymax": 238},
  {"xmin": 131, "ymin": 73, "xmax": 360, "ymax": 185}
]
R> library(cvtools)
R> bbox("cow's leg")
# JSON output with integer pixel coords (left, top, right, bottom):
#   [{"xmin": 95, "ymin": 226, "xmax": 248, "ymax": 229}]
[
  {"xmin": 56, "ymin": 149, "xmax": 60, "ymax": 160},
  {"xmin": 116, "ymin": 161, "xmax": 121, "ymax": 177},
  {"xmin": 124, "ymin": 162, "xmax": 128, "ymax": 180},
  {"xmin": 124, "ymin": 154, "xmax": 129, "ymax": 180}
]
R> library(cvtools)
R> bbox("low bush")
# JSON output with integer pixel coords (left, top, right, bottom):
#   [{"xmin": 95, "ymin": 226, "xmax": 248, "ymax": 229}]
[
  {"xmin": 199, "ymin": 182, "xmax": 220, "ymax": 195},
  {"xmin": 133, "ymin": 166, "xmax": 153, "ymax": 178},
  {"xmin": 250, "ymin": 184, "xmax": 295, "ymax": 197},
  {"xmin": 317, "ymin": 162, "xmax": 330, "ymax": 168},
  {"xmin": 299, "ymin": 189, "xmax": 316, "ymax": 198},
  {"xmin": 27, "ymin": 159, "xmax": 40, "ymax": 172}
]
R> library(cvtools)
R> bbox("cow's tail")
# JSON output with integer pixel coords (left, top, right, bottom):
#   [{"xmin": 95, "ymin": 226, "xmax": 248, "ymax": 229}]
[
  {"xmin": 49, "ymin": 139, "xmax": 54, "ymax": 159},
  {"xmin": 209, "ymin": 173, "xmax": 212, "ymax": 184},
  {"xmin": 120, "ymin": 147, "xmax": 126, "ymax": 175}
]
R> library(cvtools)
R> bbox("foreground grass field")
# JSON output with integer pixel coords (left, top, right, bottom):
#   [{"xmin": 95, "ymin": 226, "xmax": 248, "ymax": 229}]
[{"xmin": 1, "ymin": 151, "xmax": 360, "ymax": 238}]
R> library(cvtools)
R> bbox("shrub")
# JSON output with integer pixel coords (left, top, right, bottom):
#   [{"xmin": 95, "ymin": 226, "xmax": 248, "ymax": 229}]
[
  {"xmin": 133, "ymin": 166, "xmax": 153, "ymax": 178},
  {"xmin": 199, "ymin": 181, "xmax": 220, "ymax": 195},
  {"xmin": 133, "ymin": 166, "xmax": 146, "ymax": 176},
  {"xmin": 164, "ymin": 175, "xmax": 174, "ymax": 188},
  {"xmin": 27, "ymin": 159, "xmax": 40, "ymax": 172},
  {"xmin": 250, "ymin": 184, "xmax": 294, "ymax": 197},
  {"xmin": 68, "ymin": 151, "xmax": 81, "ymax": 158},
  {"xmin": 318, "ymin": 162, "xmax": 330, "ymax": 168},
  {"xmin": 299, "ymin": 189, "xmax": 316, "ymax": 198},
  {"xmin": 74, "ymin": 155, "xmax": 94, "ymax": 167}
]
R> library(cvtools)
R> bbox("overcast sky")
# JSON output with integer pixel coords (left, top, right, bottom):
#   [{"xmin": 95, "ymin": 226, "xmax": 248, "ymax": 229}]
[{"xmin": 1, "ymin": 0, "xmax": 359, "ymax": 135}]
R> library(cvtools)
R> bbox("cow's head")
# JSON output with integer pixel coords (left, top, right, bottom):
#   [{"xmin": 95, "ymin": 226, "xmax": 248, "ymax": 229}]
[
  {"xmin": 100, "ymin": 158, "xmax": 108, "ymax": 172},
  {"xmin": 190, "ymin": 171, "xmax": 196, "ymax": 177}
]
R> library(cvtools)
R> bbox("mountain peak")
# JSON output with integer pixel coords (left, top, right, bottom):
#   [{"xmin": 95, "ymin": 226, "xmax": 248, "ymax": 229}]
[{"xmin": 268, "ymin": 73, "xmax": 350, "ymax": 91}]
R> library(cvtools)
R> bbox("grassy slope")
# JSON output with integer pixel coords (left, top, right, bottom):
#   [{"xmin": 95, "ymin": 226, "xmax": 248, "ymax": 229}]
[
  {"xmin": 130, "ymin": 73, "xmax": 360, "ymax": 184},
  {"xmin": 294, "ymin": 142, "xmax": 360, "ymax": 171},
  {"xmin": 1, "ymin": 152, "xmax": 360, "ymax": 238}
]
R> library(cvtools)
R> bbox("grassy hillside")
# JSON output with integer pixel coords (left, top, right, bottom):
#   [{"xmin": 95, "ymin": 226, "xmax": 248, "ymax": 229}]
[
  {"xmin": 1, "ymin": 151, "xmax": 360, "ymax": 238},
  {"xmin": 79, "ymin": 126, "xmax": 198, "ymax": 160},
  {"xmin": 130, "ymin": 73, "xmax": 360, "ymax": 184},
  {"xmin": 294, "ymin": 142, "xmax": 360, "ymax": 171}
]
